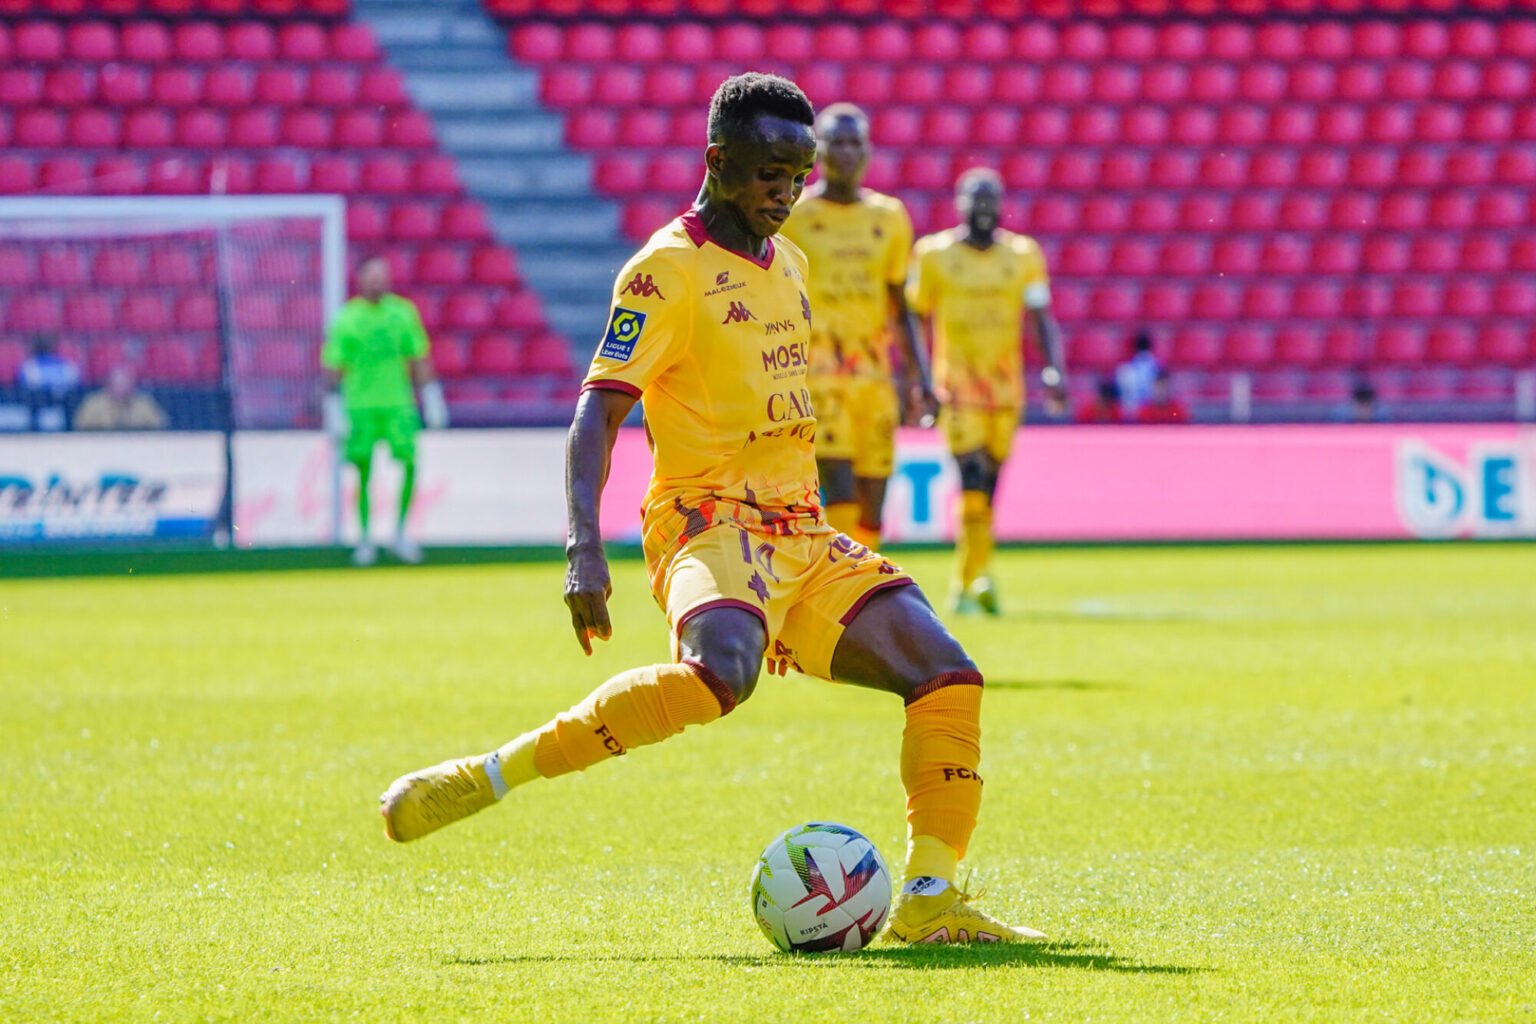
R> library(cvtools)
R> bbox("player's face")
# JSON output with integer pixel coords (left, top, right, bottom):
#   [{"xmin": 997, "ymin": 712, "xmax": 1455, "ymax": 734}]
[
  {"xmin": 957, "ymin": 180, "xmax": 1002, "ymax": 234},
  {"xmin": 816, "ymin": 115, "xmax": 869, "ymax": 188},
  {"xmin": 357, "ymin": 259, "xmax": 390, "ymax": 298},
  {"xmin": 709, "ymin": 114, "xmax": 817, "ymax": 237}
]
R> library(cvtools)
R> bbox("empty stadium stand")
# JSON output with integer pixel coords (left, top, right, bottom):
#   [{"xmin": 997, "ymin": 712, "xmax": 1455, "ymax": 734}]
[
  {"xmin": 0, "ymin": 7, "xmax": 570, "ymax": 426},
  {"xmin": 488, "ymin": 5, "xmax": 1535, "ymax": 416}
]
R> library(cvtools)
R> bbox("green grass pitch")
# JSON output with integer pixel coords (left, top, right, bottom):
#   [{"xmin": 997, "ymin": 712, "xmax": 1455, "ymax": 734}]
[{"xmin": 4, "ymin": 544, "xmax": 1534, "ymax": 1022}]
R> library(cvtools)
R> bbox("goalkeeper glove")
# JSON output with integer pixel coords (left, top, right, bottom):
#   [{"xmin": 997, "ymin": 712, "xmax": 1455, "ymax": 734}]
[
  {"xmin": 322, "ymin": 393, "xmax": 348, "ymax": 439},
  {"xmin": 421, "ymin": 380, "xmax": 449, "ymax": 430}
]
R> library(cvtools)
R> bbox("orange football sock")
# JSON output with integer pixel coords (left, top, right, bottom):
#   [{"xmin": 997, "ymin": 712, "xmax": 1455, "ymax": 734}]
[
  {"xmin": 826, "ymin": 501, "xmax": 860, "ymax": 536},
  {"xmin": 900, "ymin": 671, "xmax": 984, "ymax": 872},
  {"xmin": 527, "ymin": 661, "xmax": 738, "ymax": 779},
  {"xmin": 955, "ymin": 491, "xmax": 994, "ymax": 590}
]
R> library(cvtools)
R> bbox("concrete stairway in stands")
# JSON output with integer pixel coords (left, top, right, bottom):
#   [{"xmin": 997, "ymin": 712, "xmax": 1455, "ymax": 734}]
[{"xmin": 352, "ymin": 0, "xmax": 632, "ymax": 352}]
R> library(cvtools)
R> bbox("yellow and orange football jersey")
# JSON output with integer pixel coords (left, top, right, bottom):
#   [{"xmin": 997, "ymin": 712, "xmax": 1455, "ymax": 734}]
[
  {"xmin": 779, "ymin": 190, "xmax": 913, "ymax": 381},
  {"xmin": 583, "ymin": 211, "xmax": 827, "ymax": 578},
  {"xmin": 907, "ymin": 228, "xmax": 1051, "ymax": 412}
]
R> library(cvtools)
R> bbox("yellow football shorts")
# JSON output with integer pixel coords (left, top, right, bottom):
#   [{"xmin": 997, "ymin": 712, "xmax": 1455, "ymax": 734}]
[
  {"xmin": 656, "ymin": 522, "xmax": 914, "ymax": 681},
  {"xmin": 810, "ymin": 373, "xmax": 899, "ymax": 479},
  {"xmin": 942, "ymin": 405, "xmax": 1020, "ymax": 463}
]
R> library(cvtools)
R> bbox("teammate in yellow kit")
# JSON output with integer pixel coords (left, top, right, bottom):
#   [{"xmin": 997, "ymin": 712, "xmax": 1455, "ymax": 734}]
[
  {"xmin": 910, "ymin": 169, "xmax": 1067, "ymax": 615},
  {"xmin": 379, "ymin": 75, "xmax": 1044, "ymax": 946},
  {"xmin": 779, "ymin": 104, "xmax": 934, "ymax": 550}
]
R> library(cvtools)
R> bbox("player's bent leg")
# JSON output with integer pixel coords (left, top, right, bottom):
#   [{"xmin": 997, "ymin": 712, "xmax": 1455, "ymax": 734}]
[
  {"xmin": 952, "ymin": 449, "xmax": 998, "ymax": 613},
  {"xmin": 379, "ymin": 609, "xmax": 763, "ymax": 843},
  {"xmin": 851, "ymin": 475, "xmax": 888, "ymax": 551},
  {"xmin": 349, "ymin": 452, "xmax": 377, "ymax": 567},
  {"xmin": 831, "ymin": 586, "xmax": 1045, "ymax": 943},
  {"xmin": 819, "ymin": 458, "xmax": 858, "ymax": 535}
]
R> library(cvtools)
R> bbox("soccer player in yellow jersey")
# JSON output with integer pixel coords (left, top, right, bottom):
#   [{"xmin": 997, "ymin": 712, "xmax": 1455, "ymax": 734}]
[
  {"xmin": 910, "ymin": 169, "xmax": 1067, "ymax": 616},
  {"xmin": 380, "ymin": 75, "xmax": 1044, "ymax": 946},
  {"xmin": 779, "ymin": 104, "xmax": 934, "ymax": 550}
]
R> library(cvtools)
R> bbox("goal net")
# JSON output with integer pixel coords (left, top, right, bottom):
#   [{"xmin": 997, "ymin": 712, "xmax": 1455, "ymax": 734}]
[
  {"xmin": 0, "ymin": 196, "xmax": 345, "ymax": 544},
  {"xmin": 0, "ymin": 195, "xmax": 346, "ymax": 433}
]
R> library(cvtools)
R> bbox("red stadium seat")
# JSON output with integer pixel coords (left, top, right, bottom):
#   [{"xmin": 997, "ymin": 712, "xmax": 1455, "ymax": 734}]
[
  {"xmin": 1427, "ymin": 325, "xmax": 1477, "ymax": 366},
  {"xmin": 67, "ymin": 109, "xmax": 118, "ymax": 148},
  {"xmin": 470, "ymin": 335, "xmax": 524, "ymax": 375},
  {"xmin": 346, "ymin": 201, "xmax": 386, "ymax": 241},
  {"xmin": 307, "ymin": 67, "xmax": 358, "ymax": 107},
  {"xmin": 495, "ymin": 291, "xmax": 547, "ymax": 331},
  {"xmin": 254, "ymin": 67, "xmax": 305, "ymax": 106},
  {"xmin": 8, "ymin": 294, "xmax": 63, "ymax": 332},
  {"xmin": 440, "ymin": 202, "xmax": 489, "ymax": 241},
  {"xmin": 121, "ymin": 21, "xmax": 171, "ymax": 62},
  {"xmin": 360, "ymin": 155, "xmax": 411, "ymax": 193},
  {"xmin": 1228, "ymin": 327, "xmax": 1275, "ymax": 368},
  {"xmin": 1274, "ymin": 326, "xmax": 1325, "ymax": 367},
  {"xmin": 65, "ymin": 294, "xmax": 115, "ymax": 333},
  {"xmin": 1457, "ymin": 236, "xmax": 1506, "ymax": 273},
  {"xmin": 1478, "ymin": 324, "xmax": 1527, "ymax": 364},
  {"xmin": 309, "ymin": 155, "xmax": 358, "ymax": 193},
  {"xmin": 358, "ymin": 68, "xmax": 408, "ymax": 108},
  {"xmin": 121, "ymin": 293, "xmax": 172, "ymax": 332},
  {"xmin": 443, "ymin": 292, "xmax": 494, "ymax": 331},
  {"xmin": 147, "ymin": 156, "xmax": 199, "ymax": 194},
  {"xmin": 565, "ymin": 23, "xmax": 615, "ymax": 62},
  {"xmin": 174, "ymin": 22, "xmax": 223, "ymax": 62},
  {"xmin": 281, "ymin": 109, "xmax": 331, "ymax": 149},
  {"xmin": 254, "ymin": 157, "xmax": 303, "ymax": 192},
  {"xmin": 175, "ymin": 294, "xmax": 218, "ymax": 332},
  {"xmin": 389, "ymin": 202, "xmax": 438, "ymax": 241},
  {"xmin": 471, "ymin": 247, "xmax": 518, "ymax": 285},
  {"xmin": 225, "ymin": 22, "xmax": 277, "ymax": 62},
  {"xmin": 179, "ymin": 110, "xmax": 228, "ymax": 149},
  {"xmin": 15, "ymin": 110, "xmax": 65, "ymax": 149},
  {"xmin": 35, "ymin": 156, "xmax": 85, "ymax": 190},
  {"xmin": 385, "ymin": 111, "xmax": 434, "ymax": 149},
  {"xmin": 523, "ymin": 335, "xmax": 573, "ymax": 376},
  {"xmin": 97, "ymin": 65, "xmax": 149, "ymax": 106},
  {"xmin": 66, "ymin": 21, "xmax": 116, "ymax": 62},
  {"xmin": 331, "ymin": 23, "xmax": 378, "ymax": 63},
  {"xmin": 333, "ymin": 109, "xmax": 383, "ymax": 149},
  {"xmin": 278, "ymin": 23, "xmax": 328, "ymax": 62},
  {"xmin": 1375, "ymin": 325, "xmax": 1427, "ymax": 366},
  {"xmin": 93, "ymin": 156, "xmax": 147, "ymax": 195},
  {"xmin": 430, "ymin": 336, "xmax": 472, "ymax": 379},
  {"xmin": 40, "ymin": 248, "xmax": 88, "ymax": 286}
]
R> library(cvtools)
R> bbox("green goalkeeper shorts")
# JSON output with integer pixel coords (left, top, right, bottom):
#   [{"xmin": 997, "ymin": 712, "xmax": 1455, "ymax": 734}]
[{"xmin": 345, "ymin": 406, "xmax": 420, "ymax": 464}]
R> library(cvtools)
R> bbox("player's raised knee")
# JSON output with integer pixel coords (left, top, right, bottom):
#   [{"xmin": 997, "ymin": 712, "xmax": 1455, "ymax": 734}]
[{"xmin": 679, "ymin": 606, "xmax": 768, "ymax": 708}]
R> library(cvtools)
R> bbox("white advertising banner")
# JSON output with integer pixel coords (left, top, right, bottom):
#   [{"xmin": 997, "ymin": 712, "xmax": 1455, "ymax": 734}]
[
  {"xmin": 0, "ymin": 432, "xmax": 224, "ymax": 543},
  {"xmin": 232, "ymin": 429, "xmax": 568, "ymax": 547}
]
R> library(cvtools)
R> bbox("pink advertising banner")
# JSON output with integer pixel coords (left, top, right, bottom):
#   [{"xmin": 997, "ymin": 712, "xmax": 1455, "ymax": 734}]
[{"xmin": 600, "ymin": 424, "xmax": 1536, "ymax": 543}]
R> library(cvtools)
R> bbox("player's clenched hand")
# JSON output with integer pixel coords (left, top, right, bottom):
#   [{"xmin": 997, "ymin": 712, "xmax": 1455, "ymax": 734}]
[{"xmin": 564, "ymin": 544, "xmax": 613, "ymax": 656}]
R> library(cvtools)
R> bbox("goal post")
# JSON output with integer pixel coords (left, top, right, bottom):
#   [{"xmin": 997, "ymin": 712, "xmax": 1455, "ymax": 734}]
[{"xmin": 0, "ymin": 195, "xmax": 348, "ymax": 546}]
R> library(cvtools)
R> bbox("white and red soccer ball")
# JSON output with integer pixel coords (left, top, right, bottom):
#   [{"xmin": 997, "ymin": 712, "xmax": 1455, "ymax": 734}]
[{"xmin": 750, "ymin": 822, "xmax": 892, "ymax": 953}]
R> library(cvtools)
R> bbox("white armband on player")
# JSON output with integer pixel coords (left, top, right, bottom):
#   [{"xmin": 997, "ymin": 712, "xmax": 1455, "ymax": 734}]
[
  {"xmin": 322, "ymin": 392, "xmax": 348, "ymax": 439},
  {"xmin": 420, "ymin": 380, "xmax": 449, "ymax": 430},
  {"xmin": 1024, "ymin": 282, "xmax": 1053, "ymax": 311}
]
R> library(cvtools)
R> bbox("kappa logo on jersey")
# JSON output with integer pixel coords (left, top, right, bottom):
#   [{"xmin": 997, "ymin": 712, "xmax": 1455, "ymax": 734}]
[
  {"xmin": 599, "ymin": 306, "xmax": 646, "ymax": 361},
  {"xmin": 721, "ymin": 301, "xmax": 756, "ymax": 324},
  {"xmin": 621, "ymin": 272, "xmax": 666, "ymax": 300}
]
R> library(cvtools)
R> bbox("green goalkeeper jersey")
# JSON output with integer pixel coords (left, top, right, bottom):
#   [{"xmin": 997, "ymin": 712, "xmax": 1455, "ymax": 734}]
[{"xmin": 321, "ymin": 294, "xmax": 430, "ymax": 411}]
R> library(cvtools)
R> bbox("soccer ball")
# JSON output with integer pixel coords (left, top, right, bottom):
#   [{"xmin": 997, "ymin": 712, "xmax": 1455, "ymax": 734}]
[{"xmin": 750, "ymin": 822, "xmax": 892, "ymax": 953}]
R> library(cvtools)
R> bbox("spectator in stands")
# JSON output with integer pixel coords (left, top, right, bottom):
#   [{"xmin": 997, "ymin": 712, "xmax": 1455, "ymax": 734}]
[
  {"xmin": 1114, "ymin": 328, "xmax": 1160, "ymax": 416},
  {"xmin": 322, "ymin": 255, "xmax": 449, "ymax": 567},
  {"xmin": 20, "ymin": 336, "xmax": 81, "ymax": 432},
  {"xmin": 1348, "ymin": 374, "xmax": 1379, "ymax": 423},
  {"xmin": 1135, "ymin": 369, "xmax": 1189, "ymax": 424},
  {"xmin": 1074, "ymin": 376, "xmax": 1123, "ymax": 423},
  {"xmin": 74, "ymin": 365, "xmax": 169, "ymax": 431}
]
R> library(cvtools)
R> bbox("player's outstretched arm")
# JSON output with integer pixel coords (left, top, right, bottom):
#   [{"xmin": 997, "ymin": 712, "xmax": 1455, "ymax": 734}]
[{"xmin": 564, "ymin": 386, "xmax": 638, "ymax": 655}]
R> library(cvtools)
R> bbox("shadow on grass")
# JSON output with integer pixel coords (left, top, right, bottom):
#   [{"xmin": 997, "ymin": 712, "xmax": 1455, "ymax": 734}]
[
  {"xmin": 445, "ymin": 941, "xmax": 1201, "ymax": 975},
  {"xmin": 984, "ymin": 678, "xmax": 1126, "ymax": 693}
]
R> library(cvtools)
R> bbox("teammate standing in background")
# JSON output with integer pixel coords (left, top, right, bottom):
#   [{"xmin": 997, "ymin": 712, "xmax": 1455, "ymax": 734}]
[
  {"xmin": 779, "ymin": 104, "xmax": 935, "ymax": 551},
  {"xmin": 380, "ymin": 74, "xmax": 1045, "ymax": 946},
  {"xmin": 321, "ymin": 256, "xmax": 449, "ymax": 566},
  {"xmin": 909, "ymin": 169, "xmax": 1066, "ymax": 615}
]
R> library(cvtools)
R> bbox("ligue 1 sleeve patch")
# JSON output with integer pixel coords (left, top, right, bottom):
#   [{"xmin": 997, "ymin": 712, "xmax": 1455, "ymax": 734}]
[{"xmin": 599, "ymin": 307, "xmax": 646, "ymax": 361}]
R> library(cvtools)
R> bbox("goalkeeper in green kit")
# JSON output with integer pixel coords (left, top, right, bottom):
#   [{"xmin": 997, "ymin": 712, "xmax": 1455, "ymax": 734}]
[{"xmin": 321, "ymin": 256, "xmax": 448, "ymax": 566}]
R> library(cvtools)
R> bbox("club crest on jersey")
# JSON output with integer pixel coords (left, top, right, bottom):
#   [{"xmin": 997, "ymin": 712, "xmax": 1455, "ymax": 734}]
[
  {"xmin": 621, "ymin": 272, "xmax": 666, "ymax": 300},
  {"xmin": 721, "ymin": 301, "xmax": 756, "ymax": 324},
  {"xmin": 600, "ymin": 306, "xmax": 646, "ymax": 361}
]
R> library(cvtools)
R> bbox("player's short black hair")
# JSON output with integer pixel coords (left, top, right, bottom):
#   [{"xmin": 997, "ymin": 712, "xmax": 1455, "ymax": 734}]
[
  {"xmin": 707, "ymin": 73, "xmax": 815, "ymax": 144},
  {"xmin": 355, "ymin": 253, "xmax": 388, "ymax": 273},
  {"xmin": 956, "ymin": 167, "xmax": 1004, "ymax": 195}
]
